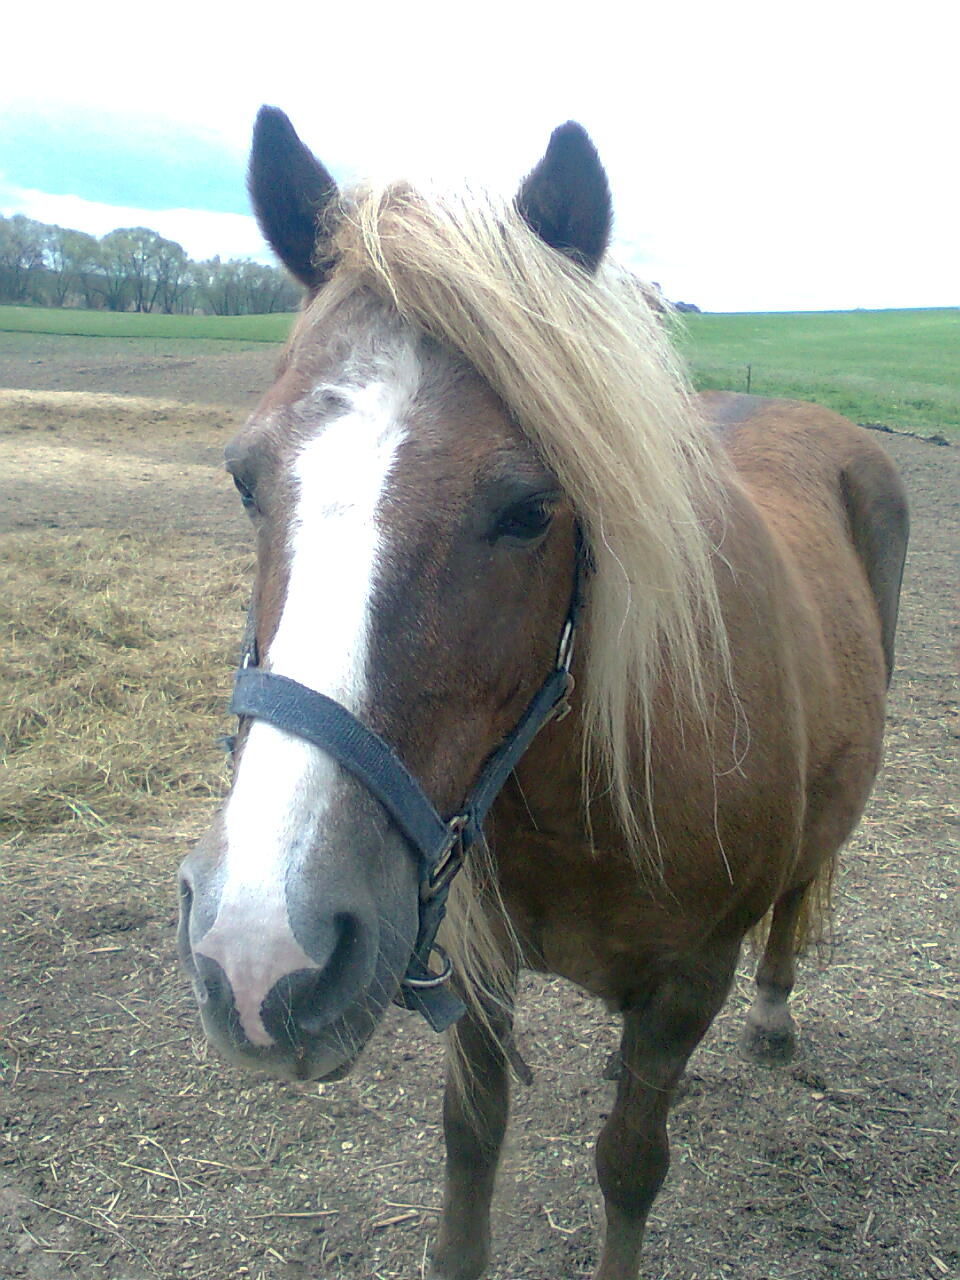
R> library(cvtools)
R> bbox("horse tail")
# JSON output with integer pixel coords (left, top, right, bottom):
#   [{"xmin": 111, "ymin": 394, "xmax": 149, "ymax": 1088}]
[
  {"xmin": 775, "ymin": 432, "xmax": 909, "ymax": 954},
  {"xmin": 839, "ymin": 438, "xmax": 910, "ymax": 687},
  {"xmin": 793, "ymin": 860, "xmax": 836, "ymax": 953}
]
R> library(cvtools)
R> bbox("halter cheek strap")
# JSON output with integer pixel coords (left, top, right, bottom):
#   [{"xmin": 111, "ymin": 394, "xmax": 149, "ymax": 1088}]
[{"xmin": 227, "ymin": 535, "xmax": 586, "ymax": 1032}]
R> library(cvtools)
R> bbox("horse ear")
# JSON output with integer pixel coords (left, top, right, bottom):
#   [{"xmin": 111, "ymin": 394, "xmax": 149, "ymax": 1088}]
[
  {"xmin": 516, "ymin": 122, "xmax": 612, "ymax": 273},
  {"xmin": 248, "ymin": 106, "xmax": 339, "ymax": 289}
]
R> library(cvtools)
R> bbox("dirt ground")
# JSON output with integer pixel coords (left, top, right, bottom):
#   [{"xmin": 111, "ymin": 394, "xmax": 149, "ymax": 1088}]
[{"xmin": 1, "ymin": 340, "xmax": 957, "ymax": 1280}]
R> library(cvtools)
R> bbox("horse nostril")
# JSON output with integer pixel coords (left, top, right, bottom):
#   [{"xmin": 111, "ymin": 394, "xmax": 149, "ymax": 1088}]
[
  {"xmin": 261, "ymin": 914, "xmax": 368, "ymax": 1042},
  {"xmin": 321, "ymin": 912, "xmax": 362, "ymax": 987},
  {"xmin": 191, "ymin": 953, "xmax": 233, "ymax": 1012},
  {"xmin": 178, "ymin": 873, "xmax": 194, "ymax": 919},
  {"xmin": 279, "ymin": 968, "xmax": 329, "ymax": 1035},
  {"xmin": 199, "ymin": 966, "xmax": 222, "ymax": 1007},
  {"xmin": 176, "ymin": 872, "xmax": 199, "ymax": 981}
]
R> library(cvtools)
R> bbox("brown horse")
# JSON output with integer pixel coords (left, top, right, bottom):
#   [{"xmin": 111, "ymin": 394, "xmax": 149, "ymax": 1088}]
[{"xmin": 178, "ymin": 107, "xmax": 908, "ymax": 1279}]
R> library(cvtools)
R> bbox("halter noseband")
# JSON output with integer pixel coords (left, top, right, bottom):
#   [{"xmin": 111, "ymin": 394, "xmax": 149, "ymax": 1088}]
[{"xmin": 227, "ymin": 534, "xmax": 587, "ymax": 1032}]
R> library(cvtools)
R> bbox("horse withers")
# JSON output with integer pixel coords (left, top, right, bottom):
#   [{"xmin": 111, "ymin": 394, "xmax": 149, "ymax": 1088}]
[{"xmin": 178, "ymin": 107, "xmax": 908, "ymax": 1279}]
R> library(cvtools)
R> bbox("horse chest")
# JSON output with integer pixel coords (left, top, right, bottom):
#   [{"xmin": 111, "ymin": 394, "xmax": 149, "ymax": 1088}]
[{"xmin": 493, "ymin": 833, "xmax": 692, "ymax": 1001}]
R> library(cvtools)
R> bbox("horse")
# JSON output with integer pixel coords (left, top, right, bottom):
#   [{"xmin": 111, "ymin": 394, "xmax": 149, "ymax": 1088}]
[{"xmin": 178, "ymin": 106, "xmax": 909, "ymax": 1280}]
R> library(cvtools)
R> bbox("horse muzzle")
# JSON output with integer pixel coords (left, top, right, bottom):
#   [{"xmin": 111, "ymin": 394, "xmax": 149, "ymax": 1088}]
[{"xmin": 177, "ymin": 814, "xmax": 419, "ymax": 1081}]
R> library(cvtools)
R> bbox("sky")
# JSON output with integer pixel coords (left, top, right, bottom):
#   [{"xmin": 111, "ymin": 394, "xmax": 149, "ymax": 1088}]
[{"xmin": 1, "ymin": 0, "xmax": 957, "ymax": 313}]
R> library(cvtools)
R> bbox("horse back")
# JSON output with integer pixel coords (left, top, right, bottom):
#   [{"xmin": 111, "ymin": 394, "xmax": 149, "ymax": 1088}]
[
  {"xmin": 703, "ymin": 391, "xmax": 909, "ymax": 686},
  {"xmin": 692, "ymin": 392, "xmax": 909, "ymax": 898}
]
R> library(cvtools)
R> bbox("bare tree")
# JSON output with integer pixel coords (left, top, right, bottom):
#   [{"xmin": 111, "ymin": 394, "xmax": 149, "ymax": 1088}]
[
  {"xmin": 0, "ymin": 212, "xmax": 299, "ymax": 315},
  {"xmin": 0, "ymin": 214, "xmax": 45, "ymax": 302},
  {"xmin": 153, "ymin": 237, "xmax": 189, "ymax": 313},
  {"xmin": 64, "ymin": 230, "xmax": 105, "ymax": 309}
]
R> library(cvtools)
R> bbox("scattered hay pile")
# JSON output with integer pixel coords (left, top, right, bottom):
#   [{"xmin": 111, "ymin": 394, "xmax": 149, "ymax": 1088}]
[
  {"xmin": 1, "ymin": 511, "xmax": 251, "ymax": 836},
  {"xmin": 0, "ymin": 387, "xmax": 232, "ymax": 439},
  {"xmin": 0, "ymin": 388, "xmax": 253, "ymax": 835}
]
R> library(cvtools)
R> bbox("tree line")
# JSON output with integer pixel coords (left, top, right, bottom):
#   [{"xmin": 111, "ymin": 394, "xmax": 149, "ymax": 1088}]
[{"xmin": 0, "ymin": 213, "xmax": 301, "ymax": 316}]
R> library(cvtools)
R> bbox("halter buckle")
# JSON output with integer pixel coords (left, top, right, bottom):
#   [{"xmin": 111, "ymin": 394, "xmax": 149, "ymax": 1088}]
[
  {"xmin": 423, "ymin": 814, "xmax": 468, "ymax": 900},
  {"xmin": 556, "ymin": 619, "xmax": 575, "ymax": 672},
  {"xmin": 549, "ymin": 671, "xmax": 576, "ymax": 724}
]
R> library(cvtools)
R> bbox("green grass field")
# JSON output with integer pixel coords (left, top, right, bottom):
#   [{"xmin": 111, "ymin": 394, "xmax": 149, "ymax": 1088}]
[
  {"xmin": 1, "ymin": 303, "xmax": 956, "ymax": 435},
  {"xmin": 678, "ymin": 308, "xmax": 958, "ymax": 436},
  {"xmin": 0, "ymin": 304, "xmax": 291, "ymax": 342}
]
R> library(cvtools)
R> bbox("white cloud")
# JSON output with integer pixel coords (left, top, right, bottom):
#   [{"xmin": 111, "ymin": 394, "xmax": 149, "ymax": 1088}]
[
  {"xmin": 1, "ymin": 0, "xmax": 958, "ymax": 310},
  {"xmin": 0, "ymin": 182, "xmax": 268, "ymax": 264}
]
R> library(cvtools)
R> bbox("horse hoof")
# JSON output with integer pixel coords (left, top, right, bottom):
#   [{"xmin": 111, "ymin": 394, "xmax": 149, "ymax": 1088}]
[
  {"xmin": 429, "ymin": 1239, "xmax": 489, "ymax": 1280},
  {"xmin": 428, "ymin": 1261, "xmax": 487, "ymax": 1280},
  {"xmin": 741, "ymin": 1023, "xmax": 796, "ymax": 1063}
]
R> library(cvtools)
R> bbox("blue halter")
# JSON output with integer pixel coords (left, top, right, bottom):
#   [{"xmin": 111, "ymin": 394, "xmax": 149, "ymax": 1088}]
[{"xmin": 227, "ymin": 537, "xmax": 586, "ymax": 1032}]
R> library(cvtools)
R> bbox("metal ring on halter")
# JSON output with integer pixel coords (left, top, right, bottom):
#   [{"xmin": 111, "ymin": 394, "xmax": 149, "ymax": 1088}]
[
  {"xmin": 556, "ymin": 618, "xmax": 575, "ymax": 671},
  {"xmin": 401, "ymin": 945, "xmax": 454, "ymax": 990}
]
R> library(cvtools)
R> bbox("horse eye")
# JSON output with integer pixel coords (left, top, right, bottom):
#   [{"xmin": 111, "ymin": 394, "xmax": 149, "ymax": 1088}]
[
  {"xmin": 233, "ymin": 475, "xmax": 258, "ymax": 514},
  {"xmin": 494, "ymin": 496, "xmax": 555, "ymax": 544}
]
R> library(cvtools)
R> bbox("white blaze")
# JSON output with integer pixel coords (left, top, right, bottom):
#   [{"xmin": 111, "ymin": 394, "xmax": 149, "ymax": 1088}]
[{"xmin": 195, "ymin": 345, "xmax": 419, "ymax": 1045}]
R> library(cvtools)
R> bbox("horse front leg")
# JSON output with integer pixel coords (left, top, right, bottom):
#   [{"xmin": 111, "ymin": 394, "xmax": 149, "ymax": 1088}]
[
  {"xmin": 594, "ymin": 952, "xmax": 738, "ymax": 1280},
  {"xmin": 430, "ymin": 995, "xmax": 515, "ymax": 1280}
]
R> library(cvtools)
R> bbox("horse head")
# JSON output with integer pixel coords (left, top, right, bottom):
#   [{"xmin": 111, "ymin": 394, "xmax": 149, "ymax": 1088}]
[{"xmin": 178, "ymin": 109, "xmax": 610, "ymax": 1080}]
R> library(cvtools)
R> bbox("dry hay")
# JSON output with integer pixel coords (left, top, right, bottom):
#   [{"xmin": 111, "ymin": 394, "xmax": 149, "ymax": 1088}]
[
  {"xmin": 0, "ymin": 388, "xmax": 232, "ymax": 441},
  {"xmin": 0, "ymin": 527, "xmax": 249, "ymax": 835},
  {"xmin": 0, "ymin": 386, "xmax": 252, "ymax": 835}
]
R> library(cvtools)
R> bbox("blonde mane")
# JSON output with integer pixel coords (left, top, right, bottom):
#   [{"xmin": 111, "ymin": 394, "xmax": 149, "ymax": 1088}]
[{"xmin": 316, "ymin": 182, "xmax": 731, "ymax": 864}]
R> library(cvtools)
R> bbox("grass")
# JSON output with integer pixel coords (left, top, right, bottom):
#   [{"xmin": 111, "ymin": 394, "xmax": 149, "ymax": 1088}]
[
  {"xmin": 678, "ymin": 307, "xmax": 959, "ymax": 436},
  {"xmin": 0, "ymin": 303, "xmax": 294, "ymax": 342},
  {"xmin": 2, "ymin": 302, "xmax": 956, "ymax": 436}
]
